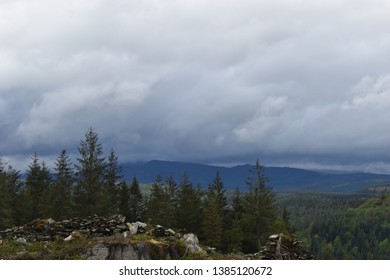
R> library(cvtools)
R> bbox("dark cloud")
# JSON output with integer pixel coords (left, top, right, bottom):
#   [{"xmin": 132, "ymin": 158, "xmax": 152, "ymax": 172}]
[{"xmin": 1, "ymin": 0, "xmax": 390, "ymax": 173}]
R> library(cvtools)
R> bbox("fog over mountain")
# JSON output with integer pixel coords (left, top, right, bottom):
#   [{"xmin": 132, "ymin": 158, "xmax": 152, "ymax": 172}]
[{"xmin": 1, "ymin": 0, "xmax": 390, "ymax": 173}]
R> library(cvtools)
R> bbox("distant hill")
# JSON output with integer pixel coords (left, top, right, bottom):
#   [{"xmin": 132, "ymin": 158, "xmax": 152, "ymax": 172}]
[{"xmin": 121, "ymin": 160, "xmax": 390, "ymax": 193}]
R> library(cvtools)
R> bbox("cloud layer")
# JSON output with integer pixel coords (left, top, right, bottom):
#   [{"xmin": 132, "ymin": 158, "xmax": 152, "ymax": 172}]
[{"xmin": 2, "ymin": 0, "xmax": 390, "ymax": 172}]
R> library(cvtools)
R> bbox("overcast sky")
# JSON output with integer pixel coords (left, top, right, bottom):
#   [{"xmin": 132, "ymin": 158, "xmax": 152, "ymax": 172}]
[{"xmin": 1, "ymin": 0, "xmax": 390, "ymax": 173}]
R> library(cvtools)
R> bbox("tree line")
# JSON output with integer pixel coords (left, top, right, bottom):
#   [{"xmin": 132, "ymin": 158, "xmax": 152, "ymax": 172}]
[{"xmin": 0, "ymin": 128, "xmax": 280, "ymax": 253}]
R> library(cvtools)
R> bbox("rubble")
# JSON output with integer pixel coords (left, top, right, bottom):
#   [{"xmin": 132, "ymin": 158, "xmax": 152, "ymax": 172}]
[
  {"xmin": 0, "ymin": 214, "xmax": 131, "ymax": 242},
  {"xmin": 260, "ymin": 233, "xmax": 314, "ymax": 260}
]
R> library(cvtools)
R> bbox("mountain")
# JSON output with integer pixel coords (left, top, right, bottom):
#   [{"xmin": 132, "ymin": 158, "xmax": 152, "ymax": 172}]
[{"xmin": 120, "ymin": 160, "xmax": 390, "ymax": 193}]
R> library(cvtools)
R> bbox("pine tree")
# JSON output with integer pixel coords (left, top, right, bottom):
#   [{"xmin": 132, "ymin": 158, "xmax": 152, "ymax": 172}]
[
  {"xmin": 118, "ymin": 181, "xmax": 131, "ymax": 221},
  {"xmin": 128, "ymin": 177, "xmax": 143, "ymax": 221},
  {"xmin": 102, "ymin": 148, "xmax": 122, "ymax": 215},
  {"xmin": 224, "ymin": 187, "xmax": 244, "ymax": 253},
  {"xmin": 51, "ymin": 150, "xmax": 74, "ymax": 220},
  {"xmin": 208, "ymin": 171, "xmax": 227, "ymax": 217},
  {"xmin": 0, "ymin": 159, "xmax": 15, "ymax": 229},
  {"xmin": 146, "ymin": 174, "xmax": 171, "ymax": 225},
  {"xmin": 176, "ymin": 172, "xmax": 202, "ymax": 233},
  {"xmin": 201, "ymin": 196, "xmax": 223, "ymax": 249},
  {"xmin": 165, "ymin": 176, "xmax": 178, "ymax": 228},
  {"xmin": 241, "ymin": 159, "xmax": 277, "ymax": 252},
  {"xmin": 25, "ymin": 153, "xmax": 52, "ymax": 220},
  {"xmin": 74, "ymin": 128, "xmax": 106, "ymax": 216},
  {"xmin": 226, "ymin": 217, "xmax": 244, "ymax": 253},
  {"xmin": 203, "ymin": 171, "xmax": 228, "ymax": 250}
]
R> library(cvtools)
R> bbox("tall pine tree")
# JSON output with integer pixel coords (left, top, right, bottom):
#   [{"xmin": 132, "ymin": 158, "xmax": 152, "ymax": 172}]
[
  {"xmin": 102, "ymin": 148, "xmax": 122, "ymax": 215},
  {"xmin": 118, "ymin": 181, "xmax": 131, "ymax": 221},
  {"xmin": 51, "ymin": 150, "xmax": 74, "ymax": 220},
  {"xmin": 25, "ymin": 153, "xmax": 52, "ymax": 220},
  {"xmin": 128, "ymin": 177, "xmax": 143, "ymax": 222},
  {"xmin": 74, "ymin": 128, "xmax": 106, "ymax": 216},
  {"xmin": 176, "ymin": 172, "xmax": 202, "ymax": 233},
  {"xmin": 0, "ymin": 159, "xmax": 16, "ymax": 229},
  {"xmin": 241, "ymin": 159, "xmax": 277, "ymax": 252},
  {"xmin": 146, "ymin": 174, "xmax": 170, "ymax": 225}
]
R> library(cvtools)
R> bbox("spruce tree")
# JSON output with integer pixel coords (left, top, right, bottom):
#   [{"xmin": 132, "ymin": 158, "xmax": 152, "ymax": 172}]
[
  {"xmin": 146, "ymin": 174, "xmax": 170, "ymax": 225},
  {"xmin": 118, "ymin": 181, "xmax": 131, "ymax": 221},
  {"xmin": 226, "ymin": 217, "xmax": 244, "ymax": 253},
  {"xmin": 25, "ymin": 153, "xmax": 52, "ymax": 220},
  {"xmin": 51, "ymin": 150, "xmax": 74, "ymax": 220},
  {"xmin": 201, "ymin": 196, "xmax": 223, "ymax": 249},
  {"xmin": 0, "ymin": 159, "xmax": 15, "ymax": 229},
  {"xmin": 128, "ymin": 177, "xmax": 143, "ymax": 221},
  {"xmin": 176, "ymin": 172, "xmax": 202, "ymax": 233},
  {"xmin": 225, "ymin": 186, "xmax": 245, "ymax": 252},
  {"xmin": 241, "ymin": 160, "xmax": 277, "ymax": 252},
  {"xmin": 165, "ymin": 176, "xmax": 178, "ymax": 228},
  {"xmin": 208, "ymin": 171, "xmax": 227, "ymax": 217},
  {"xmin": 102, "ymin": 148, "xmax": 122, "ymax": 215},
  {"xmin": 74, "ymin": 128, "xmax": 106, "ymax": 216}
]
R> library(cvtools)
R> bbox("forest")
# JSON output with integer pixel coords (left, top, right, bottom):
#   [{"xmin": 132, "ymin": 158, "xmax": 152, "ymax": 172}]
[
  {"xmin": 277, "ymin": 193, "xmax": 389, "ymax": 259},
  {"xmin": 0, "ymin": 128, "xmax": 389, "ymax": 259}
]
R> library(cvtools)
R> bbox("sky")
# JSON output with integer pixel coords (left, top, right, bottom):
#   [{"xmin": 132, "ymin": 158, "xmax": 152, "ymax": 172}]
[{"xmin": 1, "ymin": 0, "xmax": 390, "ymax": 173}]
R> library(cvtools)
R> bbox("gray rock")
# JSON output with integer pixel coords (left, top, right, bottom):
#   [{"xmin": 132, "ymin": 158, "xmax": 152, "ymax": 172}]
[
  {"xmin": 16, "ymin": 238, "xmax": 28, "ymax": 246},
  {"xmin": 181, "ymin": 233, "xmax": 205, "ymax": 255},
  {"xmin": 109, "ymin": 245, "xmax": 139, "ymax": 260},
  {"xmin": 127, "ymin": 223, "xmax": 138, "ymax": 235},
  {"xmin": 87, "ymin": 244, "xmax": 110, "ymax": 260},
  {"xmin": 166, "ymin": 228, "xmax": 176, "ymax": 236}
]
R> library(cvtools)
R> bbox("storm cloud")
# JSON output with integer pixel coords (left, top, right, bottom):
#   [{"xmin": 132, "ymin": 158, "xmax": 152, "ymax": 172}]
[{"xmin": 1, "ymin": 0, "xmax": 390, "ymax": 173}]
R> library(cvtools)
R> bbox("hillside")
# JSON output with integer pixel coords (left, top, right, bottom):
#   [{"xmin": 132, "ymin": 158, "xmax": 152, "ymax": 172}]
[
  {"xmin": 121, "ymin": 160, "xmax": 390, "ymax": 193},
  {"xmin": 278, "ymin": 193, "xmax": 390, "ymax": 259}
]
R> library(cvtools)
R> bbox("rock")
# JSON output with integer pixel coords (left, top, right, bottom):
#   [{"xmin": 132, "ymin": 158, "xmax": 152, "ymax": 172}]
[
  {"xmin": 136, "ymin": 222, "xmax": 147, "ymax": 232},
  {"xmin": 16, "ymin": 238, "xmax": 28, "ymax": 246},
  {"xmin": 154, "ymin": 225, "xmax": 166, "ymax": 237},
  {"xmin": 181, "ymin": 233, "xmax": 206, "ymax": 255},
  {"xmin": 87, "ymin": 244, "xmax": 110, "ymax": 260},
  {"xmin": 127, "ymin": 223, "xmax": 138, "ymax": 235},
  {"xmin": 166, "ymin": 229, "xmax": 176, "ymax": 236},
  {"xmin": 0, "ymin": 215, "xmax": 134, "ymax": 242},
  {"xmin": 260, "ymin": 233, "xmax": 314, "ymax": 260},
  {"xmin": 64, "ymin": 234, "xmax": 73, "ymax": 242},
  {"xmin": 121, "ymin": 245, "xmax": 139, "ymax": 260}
]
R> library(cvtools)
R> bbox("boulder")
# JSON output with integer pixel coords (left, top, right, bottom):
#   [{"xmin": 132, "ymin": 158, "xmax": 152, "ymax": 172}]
[{"xmin": 181, "ymin": 233, "xmax": 206, "ymax": 255}]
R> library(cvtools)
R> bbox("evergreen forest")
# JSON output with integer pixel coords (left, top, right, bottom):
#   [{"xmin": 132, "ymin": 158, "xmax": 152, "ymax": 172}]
[{"xmin": 0, "ymin": 128, "xmax": 389, "ymax": 259}]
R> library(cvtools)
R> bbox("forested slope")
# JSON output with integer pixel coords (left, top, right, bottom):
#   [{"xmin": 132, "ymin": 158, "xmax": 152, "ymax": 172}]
[{"xmin": 278, "ymin": 194, "xmax": 390, "ymax": 259}]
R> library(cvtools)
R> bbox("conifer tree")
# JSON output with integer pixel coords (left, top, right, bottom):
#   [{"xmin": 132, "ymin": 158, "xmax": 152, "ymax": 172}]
[
  {"xmin": 118, "ymin": 181, "xmax": 131, "ymax": 221},
  {"xmin": 165, "ymin": 176, "xmax": 178, "ymax": 228},
  {"xmin": 74, "ymin": 128, "xmax": 106, "ymax": 216},
  {"xmin": 25, "ymin": 153, "xmax": 52, "ymax": 220},
  {"xmin": 146, "ymin": 174, "xmax": 170, "ymax": 225},
  {"xmin": 226, "ymin": 217, "xmax": 244, "ymax": 253},
  {"xmin": 241, "ymin": 159, "xmax": 277, "ymax": 252},
  {"xmin": 102, "ymin": 148, "xmax": 122, "ymax": 215},
  {"xmin": 0, "ymin": 159, "xmax": 16, "ymax": 229},
  {"xmin": 208, "ymin": 171, "xmax": 227, "ymax": 217},
  {"xmin": 128, "ymin": 177, "xmax": 143, "ymax": 221},
  {"xmin": 224, "ymin": 187, "xmax": 245, "ymax": 252},
  {"xmin": 51, "ymin": 150, "xmax": 74, "ymax": 220},
  {"xmin": 176, "ymin": 172, "xmax": 202, "ymax": 233},
  {"xmin": 201, "ymin": 196, "xmax": 223, "ymax": 249}
]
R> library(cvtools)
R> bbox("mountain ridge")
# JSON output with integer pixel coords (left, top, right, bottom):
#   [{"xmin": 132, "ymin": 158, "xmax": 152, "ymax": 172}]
[{"xmin": 121, "ymin": 160, "xmax": 390, "ymax": 193}]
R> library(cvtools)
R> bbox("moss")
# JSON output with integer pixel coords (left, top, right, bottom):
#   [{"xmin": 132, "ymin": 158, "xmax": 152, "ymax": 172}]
[
  {"xmin": 129, "ymin": 234, "xmax": 151, "ymax": 244},
  {"xmin": 0, "ymin": 240, "xmax": 25, "ymax": 257}
]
